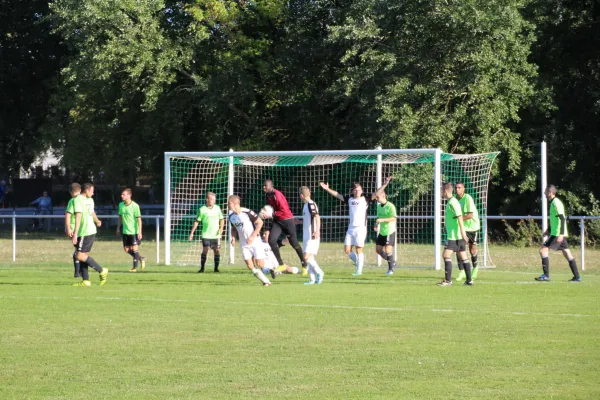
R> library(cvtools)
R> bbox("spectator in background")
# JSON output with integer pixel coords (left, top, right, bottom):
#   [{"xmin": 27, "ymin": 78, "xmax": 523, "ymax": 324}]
[
  {"xmin": 0, "ymin": 180, "xmax": 7, "ymax": 207},
  {"xmin": 31, "ymin": 191, "xmax": 53, "ymax": 231}
]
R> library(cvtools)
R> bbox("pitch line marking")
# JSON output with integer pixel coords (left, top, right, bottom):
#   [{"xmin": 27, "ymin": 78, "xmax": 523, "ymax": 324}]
[{"xmin": 0, "ymin": 295, "xmax": 596, "ymax": 318}]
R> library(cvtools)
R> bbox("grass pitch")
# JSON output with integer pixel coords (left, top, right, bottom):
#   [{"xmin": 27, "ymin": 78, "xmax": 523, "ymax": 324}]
[{"xmin": 0, "ymin": 238, "xmax": 599, "ymax": 399}]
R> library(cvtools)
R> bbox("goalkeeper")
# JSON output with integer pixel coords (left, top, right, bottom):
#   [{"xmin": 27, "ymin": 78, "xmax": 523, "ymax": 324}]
[
  {"xmin": 263, "ymin": 180, "xmax": 308, "ymax": 275},
  {"xmin": 189, "ymin": 192, "xmax": 225, "ymax": 273}
]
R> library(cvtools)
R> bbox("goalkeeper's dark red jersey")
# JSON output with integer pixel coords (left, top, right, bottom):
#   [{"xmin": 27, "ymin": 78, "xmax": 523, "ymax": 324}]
[{"xmin": 266, "ymin": 189, "xmax": 294, "ymax": 221}]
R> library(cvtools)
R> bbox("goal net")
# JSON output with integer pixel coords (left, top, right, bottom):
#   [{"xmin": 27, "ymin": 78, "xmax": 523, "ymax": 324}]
[{"xmin": 165, "ymin": 149, "xmax": 498, "ymax": 270}]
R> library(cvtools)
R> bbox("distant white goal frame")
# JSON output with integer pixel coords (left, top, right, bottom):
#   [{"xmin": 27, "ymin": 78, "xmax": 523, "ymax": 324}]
[{"xmin": 164, "ymin": 148, "xmax": 446, "ymax": 268}]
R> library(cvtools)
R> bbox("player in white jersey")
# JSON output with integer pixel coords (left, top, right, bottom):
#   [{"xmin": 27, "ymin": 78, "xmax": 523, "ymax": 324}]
[
  {"xmin": 227, "ymin": 195, "xmax": 271, "ymax": 286},
  {"xmin": 259, "ymin": 234, "xmax": 300, "ymax": 277},
  {"xmin": 320, "ymin": 176, "xmax": 392, "ymax": 275},
  {"xmin": 299, "ymin": 186, "xmax": 324, "ymax": 284}
]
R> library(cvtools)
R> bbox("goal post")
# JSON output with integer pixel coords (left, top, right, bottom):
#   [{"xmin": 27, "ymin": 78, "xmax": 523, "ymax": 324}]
[{"xmin": 164, "ymin": 149, "xmax": 498, "ymax": 270}]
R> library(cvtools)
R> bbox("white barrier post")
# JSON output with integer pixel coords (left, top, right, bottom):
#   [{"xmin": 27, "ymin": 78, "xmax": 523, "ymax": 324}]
[
  {"xmin": 376, "ymin": 146, "xmax": 382, "ymax": 266},
  {"xmin": 156, "ymin": 216, "xmax": 160, "ymax": 264},
  {"xmin": 12, "ymin": 213, "xmax": 16, "ymax": 262},
  {"xmin": 580, "ymin": 217, "xmax": 585, "ymax": 271},
  {"xmin": 541, "ymin": 141, "xmax": 548, "ymax": 239}
]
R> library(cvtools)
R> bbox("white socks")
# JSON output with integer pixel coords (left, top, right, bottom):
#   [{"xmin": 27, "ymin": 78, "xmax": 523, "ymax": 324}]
[
  {"xmin": 357, "ymin": 253, "xmax": 364, "ymax": 274},
  {"xmin": 252, "ymin": 268, "xmax": 270, "ymax": 285},
  {"xmin": 307, "ymin": 257, "xmax": 323, "ymax": 282}
]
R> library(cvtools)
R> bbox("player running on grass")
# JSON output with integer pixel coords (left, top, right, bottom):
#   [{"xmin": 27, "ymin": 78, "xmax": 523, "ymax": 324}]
[
  {"xmin": 72, "ymin": 183, "xmax": 108, "ymax": 286},
  {"xmin": 189, "ymin": 192, "xmax": 225, "ymax": 273},
  {"xmin": 535, "ymin": 185, "xmax": 581, "ymax": 282},
  {"xmin": 117, "ymin": 188, "xmax": 146, "ymax": 272},
  {"xmin": 228, "ymin": 195, "xmax": 271, "ymax": 286},
  {"xmin": 319, "ymin": 176, "xmax": 392, "ymax": 276},
  {"xmin": 437, "ymin": 183, "xmax": 473, "ymax": 287}
]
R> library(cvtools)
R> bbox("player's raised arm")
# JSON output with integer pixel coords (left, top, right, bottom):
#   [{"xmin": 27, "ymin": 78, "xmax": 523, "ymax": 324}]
[
  {"xmin": 372, "ymin": 176, "xmax": 392, "ymax": 201},
  {"xmin": 319, "ymin": 182, "xmax": 344, "ymax": 201}
]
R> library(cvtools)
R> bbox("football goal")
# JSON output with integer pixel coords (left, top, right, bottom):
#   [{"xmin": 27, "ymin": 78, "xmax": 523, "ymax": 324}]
[{"xmin": 164, "ymin": 149, "xmax": 498, "ymax": 270}]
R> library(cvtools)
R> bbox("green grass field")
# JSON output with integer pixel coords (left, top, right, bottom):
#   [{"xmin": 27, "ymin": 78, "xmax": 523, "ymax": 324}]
[{"xmin": 1, "ymin": 239, "xmax": 599, "ymax": 399}]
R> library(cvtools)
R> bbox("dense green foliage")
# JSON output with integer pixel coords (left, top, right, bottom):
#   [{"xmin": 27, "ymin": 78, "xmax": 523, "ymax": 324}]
[{"xmin": 1, "ymin": 0, "xmax": 598, "ymax": 219}]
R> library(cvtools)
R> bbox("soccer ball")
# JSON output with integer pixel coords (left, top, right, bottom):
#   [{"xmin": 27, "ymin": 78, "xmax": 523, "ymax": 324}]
[{"xmin": 260, "ymin": 205, "xmax": 274, "ymax": 219}]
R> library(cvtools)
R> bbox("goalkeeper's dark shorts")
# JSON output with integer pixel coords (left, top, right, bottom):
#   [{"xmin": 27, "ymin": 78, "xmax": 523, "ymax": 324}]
[{"xmin": 202, "ymin": 238, "xmax": 221, "ymax": 249}]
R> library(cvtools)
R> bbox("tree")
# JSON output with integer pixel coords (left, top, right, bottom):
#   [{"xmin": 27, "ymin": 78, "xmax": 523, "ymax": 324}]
[{"xmin": 0, "ymin": 0, "xmax": 63, "ymax": 177}]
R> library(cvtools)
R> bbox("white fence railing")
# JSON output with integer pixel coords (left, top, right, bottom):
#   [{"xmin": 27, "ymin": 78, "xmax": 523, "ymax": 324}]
[
  {"xmin": 486, "ymin": 215, "xmax": 600, "ymax": 271},
  {"xmin": 2, "ymin": 214, "xmax": 599, "ymax": 270},
  {"xmin": 5, "ymin": 215, "xmax": 163, "ymax": 264}
]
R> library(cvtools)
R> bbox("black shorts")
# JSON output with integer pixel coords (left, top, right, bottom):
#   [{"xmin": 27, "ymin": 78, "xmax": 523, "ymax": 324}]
[
  {"xmin": 465, "ymin": 231, "xmax": 478, "ymax": 244},
  {"xmin": 202, "ymin": 238, "xmax": 221, "ymax": 249},
  {"xmin": 543, "ymin": 236, "xmax": 569, "ymax": 251},
  {"xmin": 122, "ymin": 234, "xmax": 141, "ymax": 247},
  {"xmin": 445, "ymin": 239, "xmax": 466, "ymax": 252},
  {"xmin": 76, "ymin": 234, "xmax": 96, "ymax": 253},
  {"xmin": 376, "ymin": 232, "xmax": 396, "ymax": 246}
]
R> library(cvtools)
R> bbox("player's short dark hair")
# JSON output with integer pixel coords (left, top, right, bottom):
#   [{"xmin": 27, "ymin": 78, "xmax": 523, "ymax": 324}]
[
  {"xmin": 442, "ymin": 182, "xmax": 453, "ymax": 191},
  {"xmin": 122, "ymin": 188, "xmax": 132, "ymax": 195},
  {"xmin": 547, "ymin": 185, "xmax": 558, "ymax": 195},
  {"xmin": 82, "ymin": 183, "xmax": 94, "ymax": 192},
  {"xmin": 69, "ymin": 183, "xmax": 81, "ymax": 195},
  {"xmin": 264, "ymin": 179, "xmax": 273, "ymax": 186},
  {"xmin": 455, "ymin": 181, "xmax": 465, "ymax": 187}
]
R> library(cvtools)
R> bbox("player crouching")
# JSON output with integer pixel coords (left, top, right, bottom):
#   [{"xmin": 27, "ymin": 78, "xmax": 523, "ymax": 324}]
[
  {"xmin": 258, "ymin": 233, "xmax": 300, "ymax": 278},
  {"xmin": 228, "ymin": 195, "xmax": 272, "ymax": 286}
]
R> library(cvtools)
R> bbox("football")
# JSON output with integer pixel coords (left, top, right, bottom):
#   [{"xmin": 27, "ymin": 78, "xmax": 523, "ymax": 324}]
[{"xmin": 260, "ymin": 205, "xmax": 274, "ymax": 219}]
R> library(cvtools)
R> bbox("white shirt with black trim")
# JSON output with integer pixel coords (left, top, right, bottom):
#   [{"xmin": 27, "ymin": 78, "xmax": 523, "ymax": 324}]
[
  {"xmin": 302, "ymin": 200, "xmax": 319, "ymax": 242},
  {"xmin": 342, "ymin": 194, "xmax": 372, "ymax": 228},
  {"xmin": 229, "ymin": 208, "xmax": 260, "ymax": 247}
]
